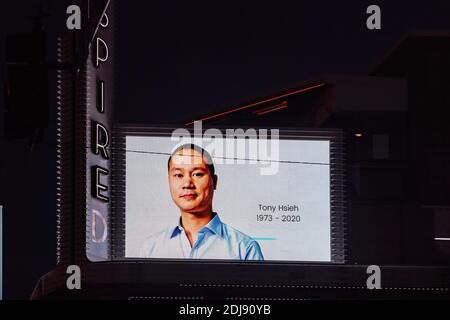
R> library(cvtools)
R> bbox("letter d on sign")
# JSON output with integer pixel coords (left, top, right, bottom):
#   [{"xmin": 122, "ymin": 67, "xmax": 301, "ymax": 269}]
[
  {"xmin": 366, "ymin": 265, "xmax": 381, "ymax": 290},
  {"xmin": 66, "ymin": 265, "xmax": 81, "ymax": 290}
]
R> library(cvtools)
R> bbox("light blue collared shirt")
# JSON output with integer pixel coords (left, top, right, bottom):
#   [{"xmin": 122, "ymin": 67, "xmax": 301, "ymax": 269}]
[{"xmin": 140, "ymin": 214, "xmax": 264, "ymax": 261}]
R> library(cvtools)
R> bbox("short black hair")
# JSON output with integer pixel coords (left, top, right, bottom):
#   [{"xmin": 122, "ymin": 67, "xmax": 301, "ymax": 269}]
[{"xmin": 167, "ymin": 144, "xmax": 215, "ymax": 176}]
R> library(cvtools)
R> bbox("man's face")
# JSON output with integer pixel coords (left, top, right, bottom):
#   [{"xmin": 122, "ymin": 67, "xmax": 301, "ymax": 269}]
[{"xmin": 168, "ymin": 148, "xmax": 217, "ymax": 215}]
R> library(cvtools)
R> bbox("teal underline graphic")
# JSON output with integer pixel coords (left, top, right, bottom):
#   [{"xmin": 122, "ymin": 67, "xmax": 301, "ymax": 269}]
[{"xmin": 253, "ymin": 238, "xmax": 278, "ymax": 241}]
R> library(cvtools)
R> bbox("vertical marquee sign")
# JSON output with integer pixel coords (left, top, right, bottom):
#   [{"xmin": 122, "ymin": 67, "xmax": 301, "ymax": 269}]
[
  {"xmin": 86, "ymin": 4, "xmax": 114, "ymax": 262},
  {"xmin": 56, "ymin": 0, "xmax": 114, "ymax": 265}
]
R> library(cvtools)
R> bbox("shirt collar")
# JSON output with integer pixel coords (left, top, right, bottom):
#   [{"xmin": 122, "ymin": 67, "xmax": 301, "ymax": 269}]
[
  {"xmin": 203, "ymin": 213, "xmax": 224, "ymax": 237},
  {"xmin": 170, "ymin": 213, "xmax": 224, "ymax": 238},
  {"xmin": 170, "ymin": 218, "xmax": 184, "ymax": 238}
]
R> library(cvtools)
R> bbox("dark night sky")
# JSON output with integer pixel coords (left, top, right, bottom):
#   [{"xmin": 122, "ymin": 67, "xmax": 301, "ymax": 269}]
[
  {"xmin": 1, "ymin": 0, "xmax": 450, "ymax": 299},
  {"xmin": 116, "ymin": 1, "xmax": 450, "ymax": 123}
]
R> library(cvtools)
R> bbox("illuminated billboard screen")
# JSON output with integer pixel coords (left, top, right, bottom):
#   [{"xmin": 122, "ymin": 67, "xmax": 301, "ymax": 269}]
[{"xmin": 112, "ymin": 126, "xmax": 345, "ymax": 263}]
